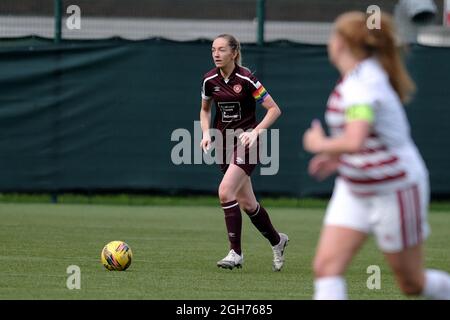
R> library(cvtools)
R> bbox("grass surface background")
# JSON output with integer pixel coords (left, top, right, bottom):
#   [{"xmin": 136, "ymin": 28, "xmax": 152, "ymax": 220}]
[{"xmin": 0, "ymin": 202, "xmax": 448, "ymax": 299}]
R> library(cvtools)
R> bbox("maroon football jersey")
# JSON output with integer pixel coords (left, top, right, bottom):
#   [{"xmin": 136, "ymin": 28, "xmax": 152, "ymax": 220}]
[{"xmin": 201, "ymin": 65, "xmax": 270, "ymax": 138}]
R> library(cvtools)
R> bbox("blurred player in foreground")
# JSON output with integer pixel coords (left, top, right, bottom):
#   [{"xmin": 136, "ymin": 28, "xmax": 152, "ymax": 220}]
[
  {"xmin": 303, "ymin": 11, "xmax": 450, "ymax": 299},
  {"xmin": 200, "ymin": 34, "xmax": 288, "ymax": 271}
]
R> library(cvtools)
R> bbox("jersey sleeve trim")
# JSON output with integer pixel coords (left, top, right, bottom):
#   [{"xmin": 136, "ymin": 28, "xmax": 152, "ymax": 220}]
[
  {"xmin": 236, "ymin": 73, "xmax": 258, "ymax": 88},
  {"xmin": 201, "ymin": 93, "xmax": 212, "ymax": 100},
  {"xmin": 201, "ymin": 74, "xmax": 218, "ymax": 100}
]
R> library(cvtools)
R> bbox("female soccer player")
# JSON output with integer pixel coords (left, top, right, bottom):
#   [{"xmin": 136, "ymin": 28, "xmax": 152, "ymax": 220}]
[
  {"xmin": 303, "ymin": 12, "xmax": 450, "ymax": 299},
  {"xmin": 200, "ymin": 34, "xmax": 288, "ymax": 271}
]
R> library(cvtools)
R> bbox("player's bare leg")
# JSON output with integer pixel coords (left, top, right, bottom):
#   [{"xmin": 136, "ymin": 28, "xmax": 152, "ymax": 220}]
[
  {"xmin": 235, "ymin": 176, "xmax": 257, "ymax": 213},
  {"xmin": 384, "ymin": 244, "xmax": 425, "ymax": 295},
  {"xmin": 313, "ymin": 225, "xmax": 367, "ymax": 299},
  {"xmin": 384, "ymin": 244, "xmax": 450, "ymax": 299},
  {"xmin": 219, "ymin": 164, "xmax": 248, "ymax": 204}
]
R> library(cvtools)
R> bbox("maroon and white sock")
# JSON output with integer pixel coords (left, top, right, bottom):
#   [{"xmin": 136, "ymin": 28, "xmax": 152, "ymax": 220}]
[
  {"xmin": 245, "ymin": 203, "xmax": 280, "ymax": 246},
  {"xmin": 221, "ymin": 200, "xmax": 242, "ymax": 255}
]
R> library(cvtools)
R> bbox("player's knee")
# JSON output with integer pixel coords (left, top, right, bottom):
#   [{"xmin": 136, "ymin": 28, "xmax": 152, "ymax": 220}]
[
  {"xmin": 218, "ymin": 183, "xmax": 236, "ymax": 203},
  {"xmin": 398, "ymin": 277, "xmax": 424, "ymax": 296},
  {"xmin": 313, "ymin": 256, "xmax": 344, "ymax": 278}
]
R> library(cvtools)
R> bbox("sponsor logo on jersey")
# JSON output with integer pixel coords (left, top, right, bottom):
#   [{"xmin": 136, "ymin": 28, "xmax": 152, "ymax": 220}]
[{"xmin": 218, "ymin": 102, "xmax": 241, "ymax": 122}]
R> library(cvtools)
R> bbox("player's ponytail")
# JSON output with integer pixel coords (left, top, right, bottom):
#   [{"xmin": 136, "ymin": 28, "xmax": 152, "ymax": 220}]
[{"xmin": 336, "ymin": 12, "xmax": 416, "ymax": 103}]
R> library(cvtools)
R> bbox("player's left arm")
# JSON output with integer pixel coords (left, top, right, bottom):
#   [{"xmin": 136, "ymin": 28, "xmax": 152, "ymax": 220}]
[
  {"xmin": 240, "ymin": 93, "xmax": 281, "ymax": 147},
  {"xmin": 254, "ymin": 95, "xmax": 282, "ymax": 134},
  {"xmin": 239, "ymin": 78, "xmax": 281, "ymax": 146},
  {"xmin": 303, "ymin": 103, "xmax": 373, "ymax": 155}
]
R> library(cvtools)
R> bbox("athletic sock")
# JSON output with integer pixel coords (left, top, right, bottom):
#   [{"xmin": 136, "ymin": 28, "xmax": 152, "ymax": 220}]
[
  {"xmin": 423, "ymin": 269, "xmax": 450, "ymax": 300},
  {"xmin": 221, "ymin": 200, "xmax": 242, "ymax": 255},
  {"xmin": 245, "ymin": 203, "xmax": 280, "ymax": 246},
  {"xmin": 314, "ymin": 276, "xmax": 348, "ymax": 300}
]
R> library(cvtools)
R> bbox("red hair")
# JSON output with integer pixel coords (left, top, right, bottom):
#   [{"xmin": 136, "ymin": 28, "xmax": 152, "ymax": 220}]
[{"xmin": 335, "ymin": 11, "xmax": 416, "ymax": 103}]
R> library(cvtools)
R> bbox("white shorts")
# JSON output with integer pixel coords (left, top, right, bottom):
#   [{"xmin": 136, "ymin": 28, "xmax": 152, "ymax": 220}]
[{"xmin": 324, "ymin": 178, "xmax": 430, "ymax": 253}]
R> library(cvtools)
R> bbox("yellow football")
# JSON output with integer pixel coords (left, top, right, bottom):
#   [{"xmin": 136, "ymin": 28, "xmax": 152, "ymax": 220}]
[{"xmin": 101, "ymin": 240, "xmax": 133, "ymax": 271}]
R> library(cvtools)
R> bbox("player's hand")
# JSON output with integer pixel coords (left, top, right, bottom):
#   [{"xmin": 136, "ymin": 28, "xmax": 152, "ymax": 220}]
[
  {"xmin": 303, "ymin": 119, "xmax": 325, "ymax": 153},
  {"xmin": 239, "ymin": 130, "xmax": 258, "ymax": 148},
  {"xmin": 200, "ymin": 132, "xmax": 212, "ymax": 154},
  {"xmin": 308, "ymin": 154, "xmax": 339, "ymax": 181}
]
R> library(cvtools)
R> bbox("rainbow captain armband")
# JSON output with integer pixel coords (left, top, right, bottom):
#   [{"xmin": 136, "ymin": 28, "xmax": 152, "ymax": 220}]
[
  {"xmin": 345, "ymin": 104, "xmax": 374, "ymax": 123},
  {"xmin": 252, "ymin": 83, "xmax": 269, "ymax": 103}
]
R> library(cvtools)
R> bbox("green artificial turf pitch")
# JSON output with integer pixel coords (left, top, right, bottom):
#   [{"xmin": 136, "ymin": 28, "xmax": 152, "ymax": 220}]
[{"xmin": 0, "ymin": 203, "xmax": 448, "ymax": 299}]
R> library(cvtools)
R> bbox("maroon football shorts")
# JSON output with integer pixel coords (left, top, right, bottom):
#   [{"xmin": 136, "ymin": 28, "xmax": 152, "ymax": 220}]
[{"xmin": 219, "ymin": 143, "xmax": 259, "ymax": 176}]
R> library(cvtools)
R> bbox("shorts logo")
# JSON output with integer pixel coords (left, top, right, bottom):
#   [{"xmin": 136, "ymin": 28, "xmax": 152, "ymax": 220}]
[
  {"xmin": 233, "ymin": 84, "xmax": 242, "ymax": 93},
  {"xmin": 236, "ymin": 157, "xmax": 244, "ymax": 164}
]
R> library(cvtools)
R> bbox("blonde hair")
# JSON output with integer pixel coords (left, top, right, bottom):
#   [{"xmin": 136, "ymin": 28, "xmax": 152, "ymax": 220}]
[
  {"xmin": 335, "ymin": 11, "xmax": 416, "ymax": 103},
  {"xmin": 215, "ymin": 34, "xmax": 243, "ymax": 66}
]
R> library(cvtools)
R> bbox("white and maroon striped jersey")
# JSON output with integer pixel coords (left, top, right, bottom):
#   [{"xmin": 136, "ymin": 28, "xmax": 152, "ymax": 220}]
[{"xmin": 325, "ymin": 57, "xmax": 428, "ymax": 195}]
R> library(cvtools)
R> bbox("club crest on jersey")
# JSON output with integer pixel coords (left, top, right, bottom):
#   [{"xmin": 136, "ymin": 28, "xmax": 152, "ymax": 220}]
[{"xmin": 233, "ymin": 84, "xmax": 242, "ymax": 93}]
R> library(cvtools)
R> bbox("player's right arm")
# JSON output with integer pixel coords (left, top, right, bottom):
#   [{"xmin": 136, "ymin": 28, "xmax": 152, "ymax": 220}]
[
  {"xmin": 308, "ymin": 153, "xmax": 340, "ymax": 181},
  {"xmin": 200, "ymin": 98, "xmax": 212, "ymax": 153}
]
